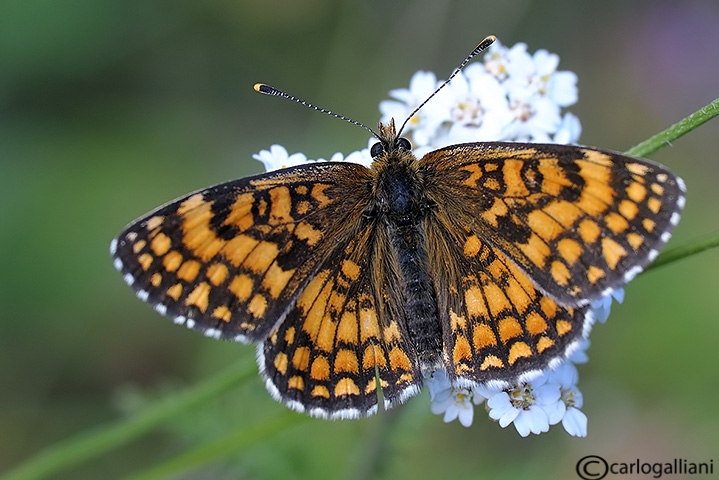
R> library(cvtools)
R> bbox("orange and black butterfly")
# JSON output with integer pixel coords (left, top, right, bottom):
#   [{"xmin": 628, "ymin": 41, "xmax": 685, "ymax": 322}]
[{"xmin": 111, "ymin": 36, "xmax": 684, "ymax": 419}]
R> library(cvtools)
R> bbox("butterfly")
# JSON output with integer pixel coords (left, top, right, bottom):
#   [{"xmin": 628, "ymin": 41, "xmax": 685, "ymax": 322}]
[{"xmin": 111, "ymin": 36, "xmax": 685, "ymax": 419}]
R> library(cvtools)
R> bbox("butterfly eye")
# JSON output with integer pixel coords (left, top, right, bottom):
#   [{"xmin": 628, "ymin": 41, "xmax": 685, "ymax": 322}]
[
  {"xmin": 370, "ymin": 142, "xmax": 384, "ymax": 158},
  {"xmin": 398, "ymin": 137, "xmax": 412, "ymax": 151}
]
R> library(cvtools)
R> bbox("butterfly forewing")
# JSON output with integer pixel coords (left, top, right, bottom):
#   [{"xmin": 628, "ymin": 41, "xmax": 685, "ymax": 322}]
[
  {"xmin": 111, "ymin": 162, "xmax": 373, "ymax": 343},
  {"xmin": 420, "ymin": 142, "xmax": 685, "ymax": 307}
]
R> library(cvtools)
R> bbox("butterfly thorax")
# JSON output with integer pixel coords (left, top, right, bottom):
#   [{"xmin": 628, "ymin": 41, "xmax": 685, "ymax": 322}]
[
  {"xmin": 371, "ymin": 151, "xmax": 424, "ymax": 223},
  {"xmin": 368, "ymin": 130, "xmax": 444, "ymax": 368},
  {"xmin": 369, "ymin": 120, "xmax": 427, "ymax": 222}
]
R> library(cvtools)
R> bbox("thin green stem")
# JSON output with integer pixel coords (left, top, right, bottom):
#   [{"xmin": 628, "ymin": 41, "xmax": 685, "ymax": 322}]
[
  {"xmin": 1, "ymin": 362, "xmax": 256, "ymax": 480},
  {"xmin": 626, "ymin": 97, "xmax": 719, "ymax": 158},
  {"xmin": 127, "ymin": 412, "xmax": 305, "ymax": 480},
  {"xmin": 644, "ymin": 231, "xmax": 719, "ymax": 272}
]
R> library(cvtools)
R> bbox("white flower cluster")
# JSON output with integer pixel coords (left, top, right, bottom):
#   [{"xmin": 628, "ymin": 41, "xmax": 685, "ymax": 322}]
[
  {"xmin": 379, "ymin": 39, "xmax": 581, "ymax": 150},
  {"xmin": 253, "ymin": 40, "xmax": 619, "ymax": 436}
]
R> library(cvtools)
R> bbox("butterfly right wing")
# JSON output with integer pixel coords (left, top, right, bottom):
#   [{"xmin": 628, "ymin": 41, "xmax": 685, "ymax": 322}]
[
  {"xmin": 420, "ymin": 142, "xmax": 685, "ymax": 307},
  {"xmin": 418, "ymin": 141, "xmax": 683, "ymax": 387}
]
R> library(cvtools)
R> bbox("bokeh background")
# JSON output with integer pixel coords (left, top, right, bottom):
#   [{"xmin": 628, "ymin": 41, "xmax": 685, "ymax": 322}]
[{"xmin": 1, "ymin": 0, "xmax": 718, "ymax": 478}]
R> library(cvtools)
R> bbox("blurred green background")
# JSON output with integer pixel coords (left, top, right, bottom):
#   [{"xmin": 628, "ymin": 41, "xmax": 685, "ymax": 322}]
[{"xmin": 1, "ymin": 0, "xmax": 718, "ymax": 478}]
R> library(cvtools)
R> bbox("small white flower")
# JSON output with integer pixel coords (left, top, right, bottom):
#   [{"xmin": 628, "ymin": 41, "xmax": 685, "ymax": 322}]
[
  {"xmin": 591, "ymin": 288, "xmax": 625, "ymax": 324},
  {"xmin": 253, "ymin": 144, "xmax": 309, "ymax": 171},
  {"xmin": 543, "ymin": 359, "xmax": 590, "ymax": 437},
  {"xmin": 441, "ymin": 64, "xmax": 514, "ymax": 144},
  {"xmin": 553, "ymin": 112, "xmax": 582, "ymax": 144},
  {"xmin": 426, "ymin": 370, "xmax": 487, "ymax": 427},
  {"xmin": 503, "ymin": 96, "xmax": 563, "ymax": 142},
  {"xmin": 484, "ymin": 41, "xmax": 511, "ymax": 80},
  {"xmin": 442, "ymin": 390, "xmax": 475, "ymax": 427},
  {"xmin": 479, "ymin": 362, "xmax": 589, "ymax": 437},
  {"xmin": 484, "ymin": 378, "xmax": 561, "ymax": 437},
  {"xmin": 559, "ymin": 379, "xmax": 587, "ymax": 437}
]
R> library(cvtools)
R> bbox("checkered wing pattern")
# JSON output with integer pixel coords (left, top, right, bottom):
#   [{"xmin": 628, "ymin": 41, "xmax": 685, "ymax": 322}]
[
  {"xmin": 420, "ymin": 142, "xmax": 684, "ymax": 385},
  {"xmin": 421, "ymin": 142, "xmax": 685, "ymax": 307},
  {"xmin": 112, "ymin": 161, "xmax": 422, "ymax": 418},
  {"xmin": 111, "ymin": 162, "xmax": 374, "ymax": 342},
  {"xmin": 259, "ymin": 224, "xmax": 422, "ymax": 418},
  {"xmin": 112, "ymin": 136, "xmax": 685, "ymax": 418},
  {"xmin": 424, "ymin": 215, "xmax": 588, "ymax": 385}
]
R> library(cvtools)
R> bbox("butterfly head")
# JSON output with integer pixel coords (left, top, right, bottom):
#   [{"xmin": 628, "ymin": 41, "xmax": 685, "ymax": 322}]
[{"xmin": 370, "ymin": 118, "xmax": 413, "ymax": 159}]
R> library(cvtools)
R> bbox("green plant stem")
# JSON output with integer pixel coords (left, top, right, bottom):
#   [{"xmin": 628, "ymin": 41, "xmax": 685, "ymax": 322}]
[
  {"xmin": 1, "ymin": 362, "xmax": 256, "ymax": 480},
  {"xmin": 626, "ymin": 97, "xmax": 719, "ymax": 158},
  {"xmin": 644, "ymin": 231, "xmax": 719, "ymax": 272},
  {"xmin": 127, "ymin": 412, "xmax": 305, "ymax": 480}
]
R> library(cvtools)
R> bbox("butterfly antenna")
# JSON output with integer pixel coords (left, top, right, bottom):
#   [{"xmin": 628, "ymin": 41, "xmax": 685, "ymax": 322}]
[
  {"xmin": 254, "ymin": 83, "xmax": 381, "ymax": 140},
  {"xmin": 396, "ymin": 35, "xmax": 497, "ymax": 138}
]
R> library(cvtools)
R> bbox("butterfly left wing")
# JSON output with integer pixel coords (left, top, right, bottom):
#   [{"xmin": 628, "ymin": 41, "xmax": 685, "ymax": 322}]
[
  {"xmin": 112, "ymin": 162, "xmax": 424, "ymax": 417},
  {"xmin": 111, "ymin": 162, "xmax": 374, "ymax": 343}
]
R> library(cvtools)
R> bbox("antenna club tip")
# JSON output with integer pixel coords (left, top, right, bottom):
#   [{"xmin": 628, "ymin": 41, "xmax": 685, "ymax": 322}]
[
  {"xmin": 254, "ymin": 83, "xmax": 270, "ymax": 93},
  {"xmin": 481, "ymin": 35, "xmax": 497, "ymax": 48}
]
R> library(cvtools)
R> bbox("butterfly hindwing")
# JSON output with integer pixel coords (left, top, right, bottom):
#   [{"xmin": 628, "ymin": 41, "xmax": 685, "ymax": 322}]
[
  {"xmin": 424, "ymin": 213, "xmax": 589, "ymax": 386},
  {"xmin": 259, "ymin": 218, "xmax": 423, "ymax": 418},
  {"xmin": 420, "ymin": 142, "xmax": 685, "ymax": 307},
  {"xmin": 111, "ymin": 162, "xmax": 374, "ymax": 342}
]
